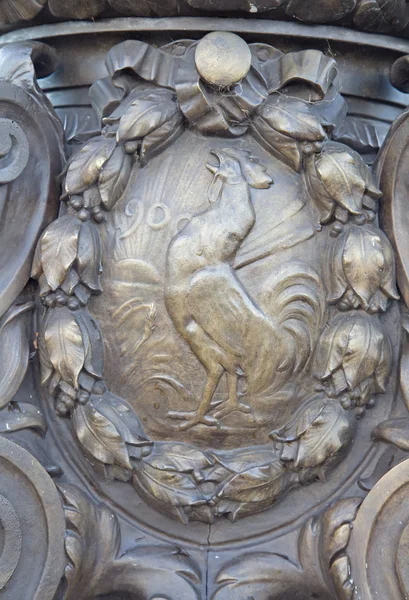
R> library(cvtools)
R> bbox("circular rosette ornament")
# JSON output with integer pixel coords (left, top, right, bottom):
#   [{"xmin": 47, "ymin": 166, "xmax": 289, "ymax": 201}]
[
  {"xmin": 314, "ymin": 312, "xmax": 392, "ymax": 415},
  {"xmin": 328, "ymin": 224, "xmax": 399, "ymax": 313}
]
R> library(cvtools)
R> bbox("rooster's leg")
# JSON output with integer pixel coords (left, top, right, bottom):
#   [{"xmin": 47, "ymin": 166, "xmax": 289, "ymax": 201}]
[
  {"xmin": 168, "ymin": 365, "xmax": 224, "ymax": 430},
  {"xmin": 213, "ymin": 372, "xmax": 251, "ymax": 420}
]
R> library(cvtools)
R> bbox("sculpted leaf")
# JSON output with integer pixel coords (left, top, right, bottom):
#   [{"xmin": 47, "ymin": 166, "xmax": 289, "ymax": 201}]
[
  {"xmin": 140, "ymin": 111, "xmax": 185, "ymax": 164},
  {"xmin": 65, "ymin": 136, "xmax": 117, "ymax": 196},
  {"xmin": 272, "ymin": 396, "xmax": 354, "ymax": 469},
  {"xmin": 216, "ymin": 460, "xmax": 290, "ymax": 504},
  {"xmin": 329, "ymin": 225, "xmax": 399, "ymax": 312},
  {"xmin": 305, "ymin": 153, "xmax": 336, "ymax": 222},
  {"xmin": 98, "ymin": 145, "xmax": 132, "ymax": 210},
  {"xmin": 73, "ymin": 400, "xmax": 132, "ymax": 470},
  {"xmin": 44, "ymin": 307, "xmax": 85, "ymax": 388},
  {"xmin": 208, "ymin": 448, "xmax": 281, "ymax": 493},
  {"xmin": 374, "ymin": 333, "xmax": 392, "ymax": 393},
  {"xmin": 104, "ymin": 546, "xmax": 201, "ymax": 600},
  {"xmin": 103, "ymin": 86, "xmax": 170, "ymax": 124},
  {"xmin": 133, "ymin": 461, "xmax": 206, "ymax": 511},
  {"xmin": 212, "ymin": 553, "xmax": 304, "ymax": 600},
  {"xmin": 0, "ymin": 403, "xmax": 46, "ymax": 435},
  {"xmin": 314, "ymin": 312, "xmax": 391, "ymax": 403},
  {"xmin": 74, "ymin": 283, "xmax": 92, "ymax": 306},
  {"xmin": 294, "ymin": 402, "xmax": 353, "ymax": 469},
  {"xmin": 0, "ymin": 303, "xmax": 31, "ymax": 408},
  {"xmin": 321, "ymin": 497, "xmax": 362, "ymax": 600},
  {"xmin": 117, "ymin": 91, "xmax": 179, "ymax": 144},
  {"xmin": 372, "ymin": 418, "xmax": 409, "ymax": 451},
  {"xmin": 252, "ymin": 113, "xmax": 303, "ymax": 171},
  {"xmin": 59, "ymin": 484, "xmax": 120, "ymax": 600},
  {"xmin": 36, "ymin": 215, "xmax": 81, "ymax": 290},
  {"xmin": 77, "ymin": 220, "xmax": 102, "ymax": 292},
  {"xmin": 144, "ymin": 442, "xmax": 212, "ymax": 473},
  {"xmin": 74, "ymin": 309, "xmax": 103, "ymax": 378},
  {"xmin": 257, "ymin": 96, "xmax": 326, "ymax": 142},
  {"xmin": 322, "ymin": 497, "xmax": 362, "ymax": 559},
  {"xmin": 38, "ymin": 273, "xmax": 52, "ymax": 299},
  {"xmin": 315, "ymin": 144, "xmax": 366, "ymax": 214},
  {"xmin": 251, "ymin": 96, "xmax": 326, "ymax": 171},
  {"xmin": 272, "ymin": 395, "xmax": 328, "ymax": 442},
  {"xmin": 341, "ymin": 226, "xmax": 384, "ymax": 306},
  {"xmin": 296, "ymin": 516, "xmax": 323, "ymax": 577},
  {"xmin": 211, "ymin": 447, "xmax": 279, "ymax": 474},
  {"xmin": 61, "ymin": 269, "xmax": 80, "ymax": 295},
  {"xmin": 295, "ymin": 497, "xmax": 361, "ymax": 600},
  {"xmin": 213, "ymin": 497, "xmax": 277, "ymax": 522},
  {"xmin": 90, "ymin": 393, "xmax": 151, "ymax": 450},
  {"xmin": 378, "ymin": 228, "xmax": 400, "ymax": 300}
]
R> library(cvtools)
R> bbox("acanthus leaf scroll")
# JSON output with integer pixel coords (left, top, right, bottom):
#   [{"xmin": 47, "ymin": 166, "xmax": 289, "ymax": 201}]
[
  {"xmin": 32, "ymin": 32, "xmax": 398, "ymax": 525},
  {"xmin": 59, "ymin": 483, "xmax": 201, "ymax": 600},
  {"xmin": 211, "ymin": 496, "xmax": 362, "ymax": 600},
  {"xmin": 0, "ymin": 42, "xmax": 64, "ymax": 449}
]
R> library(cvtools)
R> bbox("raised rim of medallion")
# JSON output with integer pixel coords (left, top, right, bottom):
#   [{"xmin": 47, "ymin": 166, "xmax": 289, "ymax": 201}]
[{"xmin": 2, "ymin": 17, "xmax": 409, "ymax": 54}]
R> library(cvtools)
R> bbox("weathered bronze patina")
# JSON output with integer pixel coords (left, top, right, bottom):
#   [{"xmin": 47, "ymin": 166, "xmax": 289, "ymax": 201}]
[{"xmin": 2, "ymin": 2, "xmax": 409, "ymax": 599}]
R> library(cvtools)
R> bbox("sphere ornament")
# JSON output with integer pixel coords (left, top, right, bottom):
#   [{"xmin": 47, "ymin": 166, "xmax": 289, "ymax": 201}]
[{"xmin": 194, "ymin": 31, "xmax": 252, "ymax": 87}]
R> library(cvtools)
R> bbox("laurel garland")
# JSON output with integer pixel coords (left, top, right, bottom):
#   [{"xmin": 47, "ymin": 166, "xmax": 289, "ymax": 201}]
[{"xmin": 30, "ymin": 43, "xmax": 398, "ymax": 523}]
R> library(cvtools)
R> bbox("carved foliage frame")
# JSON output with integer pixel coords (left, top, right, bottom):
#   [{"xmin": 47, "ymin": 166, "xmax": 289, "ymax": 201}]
[
  {"xmin": 1, "ymin": 28, "xmax": 409, "ymax": 600},
  {"xmin": 30, "ymin": 37, "xmax": 399, "ymax": 525}
]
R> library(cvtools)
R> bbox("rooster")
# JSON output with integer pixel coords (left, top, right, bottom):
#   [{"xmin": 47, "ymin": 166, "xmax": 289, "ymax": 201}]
[{"xmin": 164, "ymin": 148, "xmax": 322, "ymax": 430}]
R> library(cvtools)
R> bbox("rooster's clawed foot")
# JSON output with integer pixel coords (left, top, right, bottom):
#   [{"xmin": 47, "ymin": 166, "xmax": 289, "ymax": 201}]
[
  {"xmin": 213, "ymin": 399, "xmax": 251, "ymax": 420},
  {"xmin": 167, "ymin": 410, "xmax": 218, "ymax": 431}
]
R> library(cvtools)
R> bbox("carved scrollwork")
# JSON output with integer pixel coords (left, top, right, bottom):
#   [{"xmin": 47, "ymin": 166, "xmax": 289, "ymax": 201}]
[
  {"xmin": 0, "ymin": 42, "xmax": 64, "ymax": 317},
  {"xmin": 30, "ymin": 31, "xmax": 399, "ymax": 530},
  {"xmin": 0, "ymin": 42, "xmax": 64, "ymax": 449},
  {"xmin": 0, "ymin": 437, "xmax": 66, "ymax": 600},
  {"xmin": 348, "ymin": 459, "xmax": 409, "ymax": 599},
  {"xmin": 59, "ymin": 484, "xmax": 201, "ymax": 600},
  {"xmin": 211, "ymin": 496, "xmax": 362, "ymax": 600},
  {"xmin": 0, "ymin": 119, "xmax": 29, "ymax": 184}
]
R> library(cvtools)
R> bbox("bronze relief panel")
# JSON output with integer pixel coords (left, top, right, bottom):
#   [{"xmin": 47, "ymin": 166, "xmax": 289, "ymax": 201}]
[{"xmin": 2, "ymin": 10, "xmax": 409, "ymax": 599}]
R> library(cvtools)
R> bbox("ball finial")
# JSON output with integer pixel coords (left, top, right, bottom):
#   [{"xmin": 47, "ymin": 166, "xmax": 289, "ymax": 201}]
[{"xmin": 195, "ymin": 32, "xmax": 252, "ymax": 88}]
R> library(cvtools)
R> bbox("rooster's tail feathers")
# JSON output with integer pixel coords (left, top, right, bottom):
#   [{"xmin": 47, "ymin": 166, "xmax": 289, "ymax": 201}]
[{"xmin": 261, "ymin": 262, "xmax": 324, "ymax": 374}]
